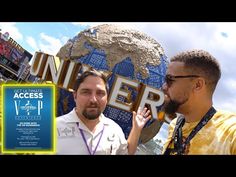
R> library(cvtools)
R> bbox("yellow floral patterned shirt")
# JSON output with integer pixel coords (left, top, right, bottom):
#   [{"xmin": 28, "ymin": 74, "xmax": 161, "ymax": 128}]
[{"xmin": 163, "ymin": 110, "xmax": 236, "ymax": 155}]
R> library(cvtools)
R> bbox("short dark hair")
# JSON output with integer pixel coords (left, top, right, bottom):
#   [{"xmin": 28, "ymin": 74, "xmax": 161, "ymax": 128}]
[
  {"xmin": 170, "ymin": 49, "xmax": 221, "ymax": 93},
  {"xmin": 73, "ymin": 69, "xmax": 109, "ymax": 93}
]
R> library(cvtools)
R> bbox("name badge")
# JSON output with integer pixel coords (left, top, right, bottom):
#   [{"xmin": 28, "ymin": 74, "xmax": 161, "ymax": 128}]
[{"xmin": 57, "ymin": 127, "xmax": 76, "ymax": 137}]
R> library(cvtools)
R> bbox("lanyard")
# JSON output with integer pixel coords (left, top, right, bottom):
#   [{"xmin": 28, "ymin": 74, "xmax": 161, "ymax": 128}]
[
  {"xmin": 164, "ymin": 107, "xmax": 216, "ymax": 155},
  {"xmin": 76, "ymin": 122, "xmax": 104, "ymax": 155},
  {"xmin": 174, "ymin": 107, "xmax": 216, "ymax": 155}
]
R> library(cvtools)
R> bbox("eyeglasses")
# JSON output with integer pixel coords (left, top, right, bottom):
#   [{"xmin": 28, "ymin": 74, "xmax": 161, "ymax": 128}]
[{"xmin": 165, "ymin": 74, "xmax": 200, "ymax": 87}]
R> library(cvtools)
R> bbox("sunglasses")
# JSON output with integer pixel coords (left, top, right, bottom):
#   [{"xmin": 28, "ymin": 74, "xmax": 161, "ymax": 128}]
[{"xmin": 165, "ymin": 74, "xmax": 200, "ymax": 87}]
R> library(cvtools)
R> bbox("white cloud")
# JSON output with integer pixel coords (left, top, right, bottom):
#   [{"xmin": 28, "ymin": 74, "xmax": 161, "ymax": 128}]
[
  {"xmin": 0, "ymin": 22, "xmax": 23, "ymax": 41},
  {"xmin": 213, "ymin": 23, "xmax": 236, "ymax": 53},
  {"xmin": 225, "ymin": 78, "xmax": 236, "ymax": 90},
  {"xmin": 215, "ymin": 98, "xmax": 236, "ymax": 113},
  {"xmin": 60, "ymin": 36, "xmax": 70, "ymax": 45},
  {"xmin": 38, "ymin": 33, "xmax": 63, "ymax": 55},
  {"xmin": 26, "ymin": 33, "xmax": 69, "ymax": 55},
  {"xmin": 26, "ymin": 36, "xmax": 38, "ymax": 51}
]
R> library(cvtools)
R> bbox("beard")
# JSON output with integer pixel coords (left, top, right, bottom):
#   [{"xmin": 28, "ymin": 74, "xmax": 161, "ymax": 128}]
[
  {"xmin": 163, "ymin": 99, "xmax": 181, "ymax": 115},
  {"xmin": 163, "ymin": 96, "xmax": 188, "ymax": 115},
  {"xmin": 82, "ymin": 104, "xmax": 102, "ymax": 120}
]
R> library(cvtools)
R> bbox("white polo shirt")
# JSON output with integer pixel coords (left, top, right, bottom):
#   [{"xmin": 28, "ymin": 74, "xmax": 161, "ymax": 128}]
[{"xmin": 56, "ymin": 108, "xmax": 128, "ymax": 155}]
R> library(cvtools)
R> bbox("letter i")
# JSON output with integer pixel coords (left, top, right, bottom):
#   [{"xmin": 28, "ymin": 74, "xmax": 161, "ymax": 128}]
[{"xmin": 38, "ymin": 100, "xmax": 43, "ymax": 115}]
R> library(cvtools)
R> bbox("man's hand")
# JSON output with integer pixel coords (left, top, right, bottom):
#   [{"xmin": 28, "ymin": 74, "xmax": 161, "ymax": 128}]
[
  {"xmin": 127, "ymin": 107, "xmax": 152, "ymax": 154},
  {"xmin": 132, "ymin": 107, "xmax": 151, "ymax": 130}
]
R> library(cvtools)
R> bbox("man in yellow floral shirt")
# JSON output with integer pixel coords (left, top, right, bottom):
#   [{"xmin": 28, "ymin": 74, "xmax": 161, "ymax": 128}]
[{"xmin": 162, "ymin": 49, "xmax": 236, "ymax": 155}]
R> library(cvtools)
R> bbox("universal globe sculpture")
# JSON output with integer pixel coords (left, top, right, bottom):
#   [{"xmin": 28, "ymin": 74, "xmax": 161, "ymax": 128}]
[{"xmin": 56, "ymin": 24, "xmax": 168, "ymax": 142}]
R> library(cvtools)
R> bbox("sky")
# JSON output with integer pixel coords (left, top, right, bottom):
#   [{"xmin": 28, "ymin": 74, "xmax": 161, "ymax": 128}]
[{"xmin": 0, "ymin": 22, "xmax": 236, "ymax": 143}]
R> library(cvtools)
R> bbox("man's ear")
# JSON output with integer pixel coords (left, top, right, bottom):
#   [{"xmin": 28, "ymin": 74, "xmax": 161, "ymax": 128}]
[
  {"xmin": 194, "ymin": 78, "xmax": 205, "ymax": 92},
  {"xmin": 73, "ymin": 91, "xmax": 77, "ymax": 101}
]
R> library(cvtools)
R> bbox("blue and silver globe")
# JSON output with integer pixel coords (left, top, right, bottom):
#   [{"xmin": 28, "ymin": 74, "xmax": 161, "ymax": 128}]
[{"xmin": 56, "ymin": 24, "xmax": 168, "ymax": 140}]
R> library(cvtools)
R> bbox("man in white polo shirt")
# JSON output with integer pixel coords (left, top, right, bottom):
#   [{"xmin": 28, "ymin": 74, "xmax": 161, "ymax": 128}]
[{"xmin": 57, "ymin": 69, "xmax": 151, "ymax": 155}]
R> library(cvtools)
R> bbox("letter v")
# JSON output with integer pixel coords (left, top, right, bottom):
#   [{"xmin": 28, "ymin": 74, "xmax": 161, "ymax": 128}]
[{"xmin": 14, "ymin": 100, "xmax": 21, "ymax": 115}]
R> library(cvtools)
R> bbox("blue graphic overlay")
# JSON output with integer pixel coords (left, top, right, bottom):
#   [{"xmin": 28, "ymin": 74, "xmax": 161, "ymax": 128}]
[{"xmin": 2, "ymin": 84, "xmax": 55, "ymax": 153}]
